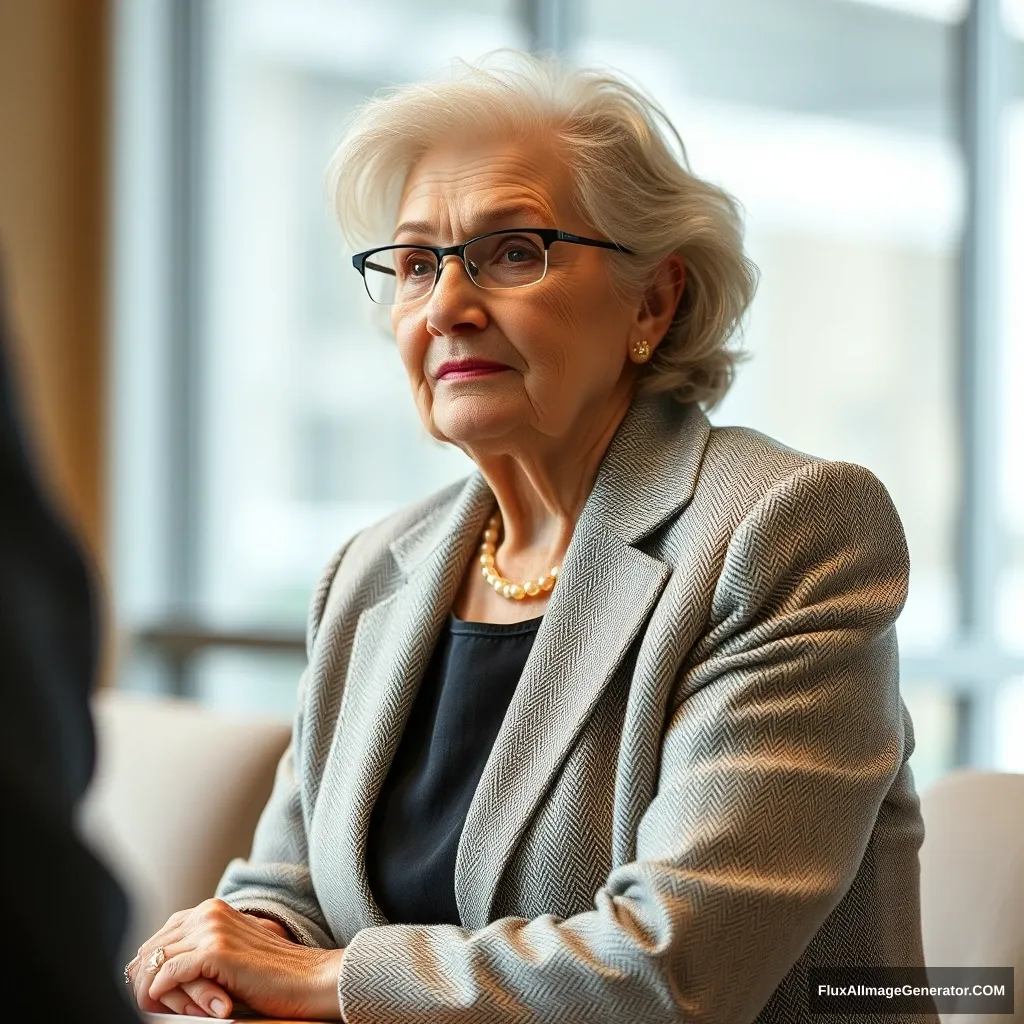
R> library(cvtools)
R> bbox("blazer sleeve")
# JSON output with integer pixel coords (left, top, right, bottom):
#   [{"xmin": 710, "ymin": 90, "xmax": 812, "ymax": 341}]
[
  {"xmin": 336, "ymin": 459, "xmax": 913, "ymax": 1024},
  {"xmin": 214, "ymin": 540, "xmax": 352, "ymax": 949}
]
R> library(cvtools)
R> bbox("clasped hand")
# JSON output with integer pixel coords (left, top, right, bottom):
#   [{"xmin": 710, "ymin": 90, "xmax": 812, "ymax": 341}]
[{"xmin": 127, "ymin": 898, "xmax": 344, "ymax": 1019}]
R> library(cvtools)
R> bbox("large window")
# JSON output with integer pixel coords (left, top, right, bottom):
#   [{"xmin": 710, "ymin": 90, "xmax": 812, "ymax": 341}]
[
  {"xmin": 573, "ymin": 0, "xmax": 967, "ymax": 789},
  {"xmin": 111, "ymin": 0, "xmax": 1023, "ymax": 789}
]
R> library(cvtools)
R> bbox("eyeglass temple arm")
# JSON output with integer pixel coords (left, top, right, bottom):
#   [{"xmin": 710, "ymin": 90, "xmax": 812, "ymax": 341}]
[
  {"xmin": 554, "ymin": 230, "xmax": 634, "ymax": 255},
  {"xmin": 362, "ymin": 259, "xmax": 396, "ymax": 277}
]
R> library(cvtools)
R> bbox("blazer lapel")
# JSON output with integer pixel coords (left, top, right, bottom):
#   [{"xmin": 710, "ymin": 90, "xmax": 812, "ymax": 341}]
[
  {"xmin": 454, "ymin": 526, "xmax": 671, "ymax": 930},
  {"xmin": 455, "ymin": 395, "xmax": 712, "ymax": 930},
  {"xmin": 313, "ymin": 471, "xmax": 494, "ymax": 936}
]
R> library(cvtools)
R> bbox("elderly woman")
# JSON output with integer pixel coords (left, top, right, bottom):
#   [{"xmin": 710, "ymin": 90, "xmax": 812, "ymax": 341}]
[{"xmin": 128, "ymin": 51, "xmax": 933, "ymax": 1024}]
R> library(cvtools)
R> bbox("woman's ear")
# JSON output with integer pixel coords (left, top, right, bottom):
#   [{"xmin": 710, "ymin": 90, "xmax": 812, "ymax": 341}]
[{"xmin": 639, "ymin": 254, "xmax": 686, "ymax": 350}]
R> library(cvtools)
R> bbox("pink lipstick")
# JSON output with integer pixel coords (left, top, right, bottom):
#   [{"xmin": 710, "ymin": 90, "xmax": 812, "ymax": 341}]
[{"xmin": 435, "ymin": 359, "xmax": 510, "ymax": 381}]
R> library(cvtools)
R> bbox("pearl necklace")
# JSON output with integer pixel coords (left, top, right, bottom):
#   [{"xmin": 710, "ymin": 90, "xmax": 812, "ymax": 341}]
[{"xmin": 479, "ymin": 511, "xmax": 560, "ymax": 601}]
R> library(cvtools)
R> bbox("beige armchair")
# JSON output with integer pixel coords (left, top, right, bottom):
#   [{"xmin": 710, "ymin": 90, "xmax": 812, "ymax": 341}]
[
  {"xmin": 80, "ymin": 690, "xmax": 291, "ymax": 960},
  {"xmin": 918, "ymin": 769, "xmax": 1024, "ymax": 1024}
]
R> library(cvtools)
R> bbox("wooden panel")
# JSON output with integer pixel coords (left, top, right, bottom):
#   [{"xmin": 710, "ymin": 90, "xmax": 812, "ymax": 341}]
[{"xmin": 0, "ymin": 0, "xmax": 109, "ymax": 565}]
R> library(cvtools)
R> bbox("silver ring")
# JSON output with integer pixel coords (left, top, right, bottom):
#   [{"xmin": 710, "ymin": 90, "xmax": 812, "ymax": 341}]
[
  {"xmin": 123, "ymin": 956, "xmax": 137, "ymax": 984},
  {"xmin": 145, "ymin": 947, "xmax": 167, "ymax": 974}
]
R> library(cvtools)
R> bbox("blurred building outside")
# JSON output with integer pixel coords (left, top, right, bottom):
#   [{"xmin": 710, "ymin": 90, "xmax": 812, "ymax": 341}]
[{"xmin": 32, "ymin": 0, "xmax": 1024, "ymax": 791}]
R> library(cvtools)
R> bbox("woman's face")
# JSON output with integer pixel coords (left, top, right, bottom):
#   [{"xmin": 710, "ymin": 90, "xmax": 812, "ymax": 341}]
[{"xmin": 390, "ymin": 134, "xmax": 642, "ymax": 454}]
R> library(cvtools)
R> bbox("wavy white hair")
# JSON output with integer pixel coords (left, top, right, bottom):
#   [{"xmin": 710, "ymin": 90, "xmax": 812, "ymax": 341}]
[{"xmin": 326, "ymin": 50, "xmax": 758, "ymax": 409}]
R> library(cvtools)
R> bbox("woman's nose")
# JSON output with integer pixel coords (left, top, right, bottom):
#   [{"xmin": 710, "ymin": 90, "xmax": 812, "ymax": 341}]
[
  {"xmin": 435, "ymin": 253, "xmax": 474, "ymax": 293},
  {"xmin": 425, "ymin": 255, "xmax": 487, "ymax": 333}
]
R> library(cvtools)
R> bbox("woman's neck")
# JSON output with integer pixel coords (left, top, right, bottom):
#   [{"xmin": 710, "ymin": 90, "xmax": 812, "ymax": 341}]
[{"xmin": 466, "ymin": 386, "xmax": 634, "ymax": 571}]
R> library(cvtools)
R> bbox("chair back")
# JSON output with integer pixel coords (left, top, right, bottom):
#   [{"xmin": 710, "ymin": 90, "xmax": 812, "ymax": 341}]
[
  {"xmin": 80, "ymin": 691, "xmax": 291, "ymax": 958},
  {"xmin": 919, "ymin": 770, "xmax": 1024, "ymax": 1023}
]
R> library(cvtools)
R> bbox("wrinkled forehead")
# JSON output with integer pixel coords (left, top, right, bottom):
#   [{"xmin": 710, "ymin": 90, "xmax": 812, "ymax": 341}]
[{"xmin": 393, "ymin": 134, "xmax": 574, "ymax": 243}]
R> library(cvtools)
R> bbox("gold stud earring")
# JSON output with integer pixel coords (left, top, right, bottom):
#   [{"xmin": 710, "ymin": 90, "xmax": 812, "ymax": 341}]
[{"xmin": 629, "ymin": 339, "xmax": 651, "ymax": 364}]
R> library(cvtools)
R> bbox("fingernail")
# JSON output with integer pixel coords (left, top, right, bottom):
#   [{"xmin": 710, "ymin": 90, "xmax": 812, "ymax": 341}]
[{"xmin": 210, "ymin": 998, "xmax": 227, "ymax": 1016}]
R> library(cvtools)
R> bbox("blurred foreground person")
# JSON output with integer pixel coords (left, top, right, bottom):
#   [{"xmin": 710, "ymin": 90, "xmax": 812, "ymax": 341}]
[{"xmin": 0, "ymin": 283, "xmax": 138, "ymax": 1023}]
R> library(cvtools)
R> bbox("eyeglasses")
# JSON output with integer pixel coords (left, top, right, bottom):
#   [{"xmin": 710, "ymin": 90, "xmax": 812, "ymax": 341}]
[{"xmin": 351, "ymin": 227, "xmax": 635, "ymax": 305}]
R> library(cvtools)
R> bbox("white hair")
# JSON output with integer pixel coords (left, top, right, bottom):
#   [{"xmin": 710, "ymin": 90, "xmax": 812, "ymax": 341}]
[{"xmin": 326, "ymin": 49, "xmax": 758, "ymax": 409}]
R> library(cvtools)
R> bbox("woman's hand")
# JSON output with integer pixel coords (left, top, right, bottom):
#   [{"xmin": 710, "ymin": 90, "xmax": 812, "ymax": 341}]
[
  {"xmin": 246, "ymin": 913, "xmax": 293, "ymax": 941},
  {"xmin": 129, "ymin": 898, "xmax": 344, "ymax": 1019},
  {"xmin": 126, "ymin": 915, "xmax": 290, "ymax": 1016}
]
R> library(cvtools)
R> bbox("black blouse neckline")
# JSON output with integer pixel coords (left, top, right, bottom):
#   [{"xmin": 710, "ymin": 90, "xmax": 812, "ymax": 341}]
[{"xmin": 447, "ymin": 612, "xmax": 543, "ymax": 638}]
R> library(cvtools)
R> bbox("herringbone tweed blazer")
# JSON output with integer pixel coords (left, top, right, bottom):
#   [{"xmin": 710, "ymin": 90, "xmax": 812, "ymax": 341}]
[{"xmin": 217, "ymin": 392, "xmax": 935, "ymax": 1024}]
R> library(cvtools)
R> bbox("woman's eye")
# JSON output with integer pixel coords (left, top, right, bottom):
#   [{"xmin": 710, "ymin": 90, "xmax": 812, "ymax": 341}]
[
  {"xmin": 498, "ymin": 242, "xmax": 540, "ymax": 263},
  {"xmin": 402, "ymin": 254, "xmax": 434, "ymax": 278}
]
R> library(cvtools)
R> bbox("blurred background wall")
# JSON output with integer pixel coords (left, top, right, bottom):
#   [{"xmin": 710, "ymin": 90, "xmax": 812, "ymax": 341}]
[
  {"xmin": 1, "ymin": 0, "xmax": 1022, "ymax": 789},
  {"xmin": 0, "ymin": 0, "xmax": 108, "ymax": 562}
]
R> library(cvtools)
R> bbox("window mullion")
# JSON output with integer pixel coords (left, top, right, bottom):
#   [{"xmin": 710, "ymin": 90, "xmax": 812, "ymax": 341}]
[{"xmin": 954, "ymin": 0, "xmax": 1011, "ymax": 766}]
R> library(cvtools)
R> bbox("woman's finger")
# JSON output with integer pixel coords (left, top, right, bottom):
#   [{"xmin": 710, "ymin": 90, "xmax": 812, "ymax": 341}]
[
  {"xmin": 133, "ymin": 938, "xmax": 195, "ymax": 1012},
  {"xmin": 149, "ymin": 947, "xmax": 212, "ymax": 1003},
  {"xmin": 129, "ymin": 917, "xmax": 187, "ymax": 1003},
  {"xmin": 131, "ymin": 976, "xmax": 173, "ymax": 1015},
  {"xmin": 130, "ymin": 951, "xmax": 168, "ymax": 1013},
  {"xmin": 157, "ymin": 985, "xmax": 206, "ymax": 1016},
  {"xmin": 181, "ymin": 978, "xmax": 234, "ymax": 1019}
]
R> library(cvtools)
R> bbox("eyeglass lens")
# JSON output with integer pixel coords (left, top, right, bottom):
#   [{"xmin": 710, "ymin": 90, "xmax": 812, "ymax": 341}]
[{"xmin": 363, "ymin": 231, "xmax": 548, "ymax": 304}]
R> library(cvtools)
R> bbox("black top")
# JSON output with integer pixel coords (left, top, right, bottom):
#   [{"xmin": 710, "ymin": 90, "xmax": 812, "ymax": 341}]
[{"xmin": 366, "ymin": 611, "xmax": 543, "ymax": 925}]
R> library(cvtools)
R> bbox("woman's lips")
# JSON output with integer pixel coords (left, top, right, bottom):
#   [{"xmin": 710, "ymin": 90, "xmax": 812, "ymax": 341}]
[{"xmin": 435, "ymin": 361, "xmax": 510, "ymax": 381}]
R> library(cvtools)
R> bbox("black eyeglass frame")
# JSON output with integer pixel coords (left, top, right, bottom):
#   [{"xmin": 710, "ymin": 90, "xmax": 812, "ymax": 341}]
[{"xmin": 351, "ymin": 227, "xmax": 636, "ymax": 304}]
